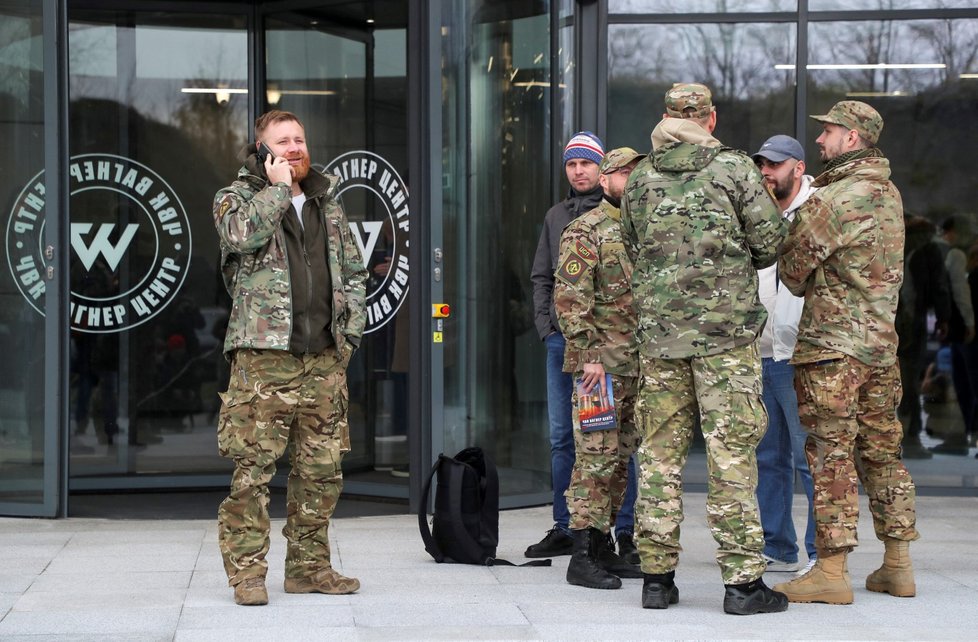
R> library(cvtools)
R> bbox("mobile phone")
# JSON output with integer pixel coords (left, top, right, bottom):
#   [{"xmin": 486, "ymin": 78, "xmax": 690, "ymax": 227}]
[{"xmin": 256, "ymin": 142, "xmax": 274, "ymax": 163}]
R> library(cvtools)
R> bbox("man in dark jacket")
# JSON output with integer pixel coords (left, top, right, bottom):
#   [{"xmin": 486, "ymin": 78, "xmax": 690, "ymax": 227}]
[{"xmin": 527, "ymin": 132, "xmax": 613, "ymax": 558}]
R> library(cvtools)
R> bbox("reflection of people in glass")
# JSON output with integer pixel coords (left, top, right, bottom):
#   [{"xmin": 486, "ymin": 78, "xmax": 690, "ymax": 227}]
[
  {"xmin": 370, "ymin": 215, "xmax": 410, "ymax": 478},
  {"xmin": 213, "ymin": 110, "xmax": 367, "ymax": 606},
  {"xmin": 70, "ymin": 257, "xmax": 119, "ymax": 448},
  {"xmin": 932, "ymin": 216, "xmax": 977, "ymax": 455},
  {"xmin": 896, "ymin": 215, "xmax": 950, "ymax": 459}
]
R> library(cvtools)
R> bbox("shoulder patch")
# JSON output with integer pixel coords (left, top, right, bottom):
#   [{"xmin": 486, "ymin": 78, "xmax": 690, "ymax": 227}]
[
  {"xmin": 218, "ymin": 195, "xmax": 234, "ymax": 220},
  {"xmin": 574, "ymin": 239, "xmax": 598, "ymax": 265},
  {"xmin": 556, "ymin": 250, "xmax": 591, "ymax": 286}
]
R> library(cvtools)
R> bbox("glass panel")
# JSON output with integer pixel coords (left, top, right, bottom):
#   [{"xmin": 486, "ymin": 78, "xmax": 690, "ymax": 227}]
[
  {"xmin": 266, "ymin": 15, "xmax": 411, "ymax": 485},
  {"xmin": 609, "ymin": 0, "xmax": 796, "ymax": 13},
  {"xmin": 811, "ymin": 0, "xmax": 976, "ymax": 10},
  {"xmin": 441, "ymin": 0, "xmax": 554, "ymax": 498},
  {"xmin": 806, "ymin": 19, "xmax": 978, "ymax": 484},
  {"xmin": 607, "ymin": 23, "xmax": 796, "ymax": 153},
  {"xmin": 0, "ymin": 1, "xmax": 47, "ymax": 506},
  {"xmin": 65, "ymin": 10, "xmax": 247, "ymax": 475}
]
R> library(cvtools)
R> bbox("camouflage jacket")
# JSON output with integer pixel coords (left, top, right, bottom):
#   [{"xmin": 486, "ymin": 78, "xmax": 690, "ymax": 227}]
[
  {"xmin": 778, "ymin": 154, "xmax": 904, "ymax": 367},
  {"xmin": 553, "ymin": 197, "xmax": 638, "ymax": 376},
  {"xmin": 213, "ymin": 152, "xmax": 367, "ymax": 355},
  {"xmin": 621, "ymin": 124, "xmax": 785, "ymax": 359}
]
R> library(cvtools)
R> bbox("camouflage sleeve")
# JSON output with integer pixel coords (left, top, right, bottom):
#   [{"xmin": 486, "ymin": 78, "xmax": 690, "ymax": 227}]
[
  {"xmin": 619, "ymin": 178, "xmax": 640, "ymax": 263},
  {"xmin": 778, "ymin": 195, "xmax": 844, "ymax": 297},
  {"xmin": 213, "ymin": 178, "xmax": 292, "ymax": 253},
  {"xmin": 335, "ymin": 202, "xmax": 369, "ymax": 344},
  {"xmin": 553, "ymin": 223, "xmax": 601, "ymax": 364},
  {"xmin": 736, "ymin": 159, "xmax": 786, "ymax": 270}
]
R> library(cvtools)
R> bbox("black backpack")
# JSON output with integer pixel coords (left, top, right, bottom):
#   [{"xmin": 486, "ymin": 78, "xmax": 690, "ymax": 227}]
[{"xmin": 418, "ymin": 447, "xmax": 550, "ymax": 567}]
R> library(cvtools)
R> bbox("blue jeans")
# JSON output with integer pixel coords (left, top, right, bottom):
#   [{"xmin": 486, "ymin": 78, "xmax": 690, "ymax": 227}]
[
  {"xmin": 757, "ymin": 358, "xmax": 816, "ymax": 561},
  {"xmin": 615, "ymin": 455, "xmax": 638, "ymax": 537},
  {"xmin": 547, "ymin": 333, "xmax": 637, "ymax": 534},
  {"xmin": 546, "ymin": 333, "xmax": 575, "ymax": 531}
]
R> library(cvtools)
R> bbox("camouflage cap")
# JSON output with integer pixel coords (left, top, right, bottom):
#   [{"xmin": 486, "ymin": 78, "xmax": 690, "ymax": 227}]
[
  {"xmin": 809, "ymin": 100, "xmax": 883, "ymax": 145},
  {"xmin": 600, "ymin": 147, "xmax": 644, "ymax": 174},
  {"xmin": 664, "ymin": 83, "xmax": 714, "ymax": 119}
]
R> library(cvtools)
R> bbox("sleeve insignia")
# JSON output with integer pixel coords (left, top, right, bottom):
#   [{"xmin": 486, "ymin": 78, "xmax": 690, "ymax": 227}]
[
  {"xmin": 574, "ymin": 239, "xmax": 598, "ymax": 265},
  {"xmin": 556, "ymin": 251, "xmax": 590, "ymax": 286},
  {"xmin": 218, "ymin": 195, "xmax": 233, "ymax": 220}
]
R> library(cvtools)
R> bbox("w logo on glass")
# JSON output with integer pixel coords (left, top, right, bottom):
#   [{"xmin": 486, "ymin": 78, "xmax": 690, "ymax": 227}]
[
  {"xmin": 6, "ymin": 153, "xmax": 191, "ymax": 333},
  {"xmin": 70, "ymin": 223, "xmax": 140, "ymax": 272}
]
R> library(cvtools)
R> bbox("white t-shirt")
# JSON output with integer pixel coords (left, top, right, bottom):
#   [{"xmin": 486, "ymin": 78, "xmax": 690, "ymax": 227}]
[{"xmin": 291, "ymin": 193, "xmax": 307, "ymax": 229}]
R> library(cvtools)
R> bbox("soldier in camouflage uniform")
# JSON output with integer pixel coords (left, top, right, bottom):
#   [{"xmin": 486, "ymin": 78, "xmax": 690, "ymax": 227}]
[
  {"xmin": 213, "ymin": 110, "xmax": 367, "ymax": 606},
  {"xmin": 620, "ymin": 83, "xmax": 789, "ymax": 615},
  {"xmin": 554, "ymin": 148, "xmax": 645, "ymax": 590},
  {"xmin": 774, "ymin": 101, "xmax": 919, "ymax": 605}
]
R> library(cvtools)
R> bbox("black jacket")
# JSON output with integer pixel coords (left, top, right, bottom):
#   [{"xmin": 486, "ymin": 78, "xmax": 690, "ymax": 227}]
[{"xmin": 530, "ymin": 185, "xmax": 604, "ymax": 340}]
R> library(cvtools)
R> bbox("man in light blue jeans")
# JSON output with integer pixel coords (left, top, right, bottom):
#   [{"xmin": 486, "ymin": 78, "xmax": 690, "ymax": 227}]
[{"xmin": 752, "ymin": 135, "xmax": 817, "ymax": 574}]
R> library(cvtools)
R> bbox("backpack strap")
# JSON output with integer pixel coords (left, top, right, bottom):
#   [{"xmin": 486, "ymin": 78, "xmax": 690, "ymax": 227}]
[
  {"xmin": 447, "ymin": 459, "xmax": 494, "ymax": 564},
  {"xmin": 473, "ymin": 451, "xmax": 550, "ymax": 567},
  {"xmin": 418, "ymin": 455, "xmax": 445, "ymax": 563}
]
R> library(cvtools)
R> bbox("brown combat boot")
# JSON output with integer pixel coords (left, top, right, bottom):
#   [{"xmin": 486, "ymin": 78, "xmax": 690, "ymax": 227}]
[
  {"xmin": 233, "ymin": 577, "xmax": 268, "ymax": 606},
  {"xmin": 284, "ymin": 567, "xmax": 360, "ymax": 595},
  {"xmin": 773, "ymin": 550, "xmax": 852, "ymax": 605},
  {"xmin": 866, "ymin": 538, "xmax": 915, "ymax": 597}
]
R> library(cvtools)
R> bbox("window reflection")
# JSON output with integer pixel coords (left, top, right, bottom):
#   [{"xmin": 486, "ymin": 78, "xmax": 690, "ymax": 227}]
[
  {"xmin": 441, "ymin": 0, "xmax": 555, "ymax": 497},
  {"xmin": 811, "ymin": 0, "xmax": 976, "ymax": 10},
  {"xmin": 607, "ymin": 23, "xmax": 795, "ymax": 152},
  {"xmin": 609, "ymin": 0, "xmax": 796, "ymax": 13},
  {"xmin": 0, "ymin": 5, "xmax": 47, "ymax": 505}
]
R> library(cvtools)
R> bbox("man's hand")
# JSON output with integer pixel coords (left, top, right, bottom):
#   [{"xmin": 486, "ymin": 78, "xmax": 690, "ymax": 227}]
[
  {"xmin": 580, "ymin": 362, "xmax": 606, "ymax": 395},
  {"xmin": 965, "ymin": 326, "xmax": 975, "ymax": 344},
  {"xmin": 265, "ymin": 154, "xmax": 293, "ymax": 187}
]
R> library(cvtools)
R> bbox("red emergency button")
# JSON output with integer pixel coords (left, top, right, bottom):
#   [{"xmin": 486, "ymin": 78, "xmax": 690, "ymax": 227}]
[{"xmin": 432, "ymin": 303, "xmax": 451, "ymax": 318}]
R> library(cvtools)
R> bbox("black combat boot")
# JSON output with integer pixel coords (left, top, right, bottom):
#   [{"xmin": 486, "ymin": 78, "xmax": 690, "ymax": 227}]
[
  {"xmin": 642, "ymin": 571, "xmax": 679, "ymax": 609},
  {"xmin": 617, "ymin": 532, "xmax": 640, "ymax": 566},
  {"xmin": 566, "ymin": 529, "xmax": 622, "ymax": 590},
  {"xmin": 723, "ymin": 577, "xmax": 789, "ymax": 615},
  {"xmin": 596, "ymin": 531, "xmax": 642, "ymax": 578}
]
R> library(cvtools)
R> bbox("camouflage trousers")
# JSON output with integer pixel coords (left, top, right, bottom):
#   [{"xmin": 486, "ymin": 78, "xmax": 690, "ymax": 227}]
[
  {"xmin": 217, "ymin": 347, "xmax": 350, "ymax": 586},
  {"xmin": 794, "ymin": 356, "xmax": 918, "ymax": 553},
  {"xmin": 565, "ymin": 374, "xmax": 640, "ymax": 533},
  {"xmin": 635, "ymin": 342, "xmax": 768, "ymax": 585}
]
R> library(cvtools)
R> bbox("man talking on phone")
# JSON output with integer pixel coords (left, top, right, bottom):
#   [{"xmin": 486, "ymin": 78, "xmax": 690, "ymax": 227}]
[{"xmin": 213, "ymin": 110, "xmax": 367, "ymax": 606}]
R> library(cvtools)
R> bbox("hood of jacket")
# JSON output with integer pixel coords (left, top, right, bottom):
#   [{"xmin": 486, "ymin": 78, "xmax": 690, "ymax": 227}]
[
  {"xmin": 649, "ymin": 118, "xmax": 723, "ymax": 173},
  {"xmin": 813, "ymin": 154, "xmax": 891, "ymax": 188}
]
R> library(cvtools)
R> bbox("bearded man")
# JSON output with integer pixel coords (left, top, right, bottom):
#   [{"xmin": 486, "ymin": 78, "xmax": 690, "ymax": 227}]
[{"xmin": 213, "ymin": 110, "xmax": 367, "ymax": 606}]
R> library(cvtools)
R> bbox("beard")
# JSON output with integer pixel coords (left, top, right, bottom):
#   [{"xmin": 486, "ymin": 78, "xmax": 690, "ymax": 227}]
[
  {"xmin": 288, "ymin": 154, "xmax": 312, "ymax": 183},
  {"xmin": 772, "ymin": 172, "xmax": 797, "ymax": 202}
]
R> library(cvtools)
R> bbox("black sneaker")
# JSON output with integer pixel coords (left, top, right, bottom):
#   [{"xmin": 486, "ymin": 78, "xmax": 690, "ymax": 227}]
[
  {"xmin": 642, "ymin": 571, "xmax": 679, "ymax": 609},
  {"xmin": 617, "ymin": 532, "xmax": 640, "ymax": 566},
  {"xmin": 723, "ymin": 578, "xmax": 788, "ymax": 615},
  {"xmin": 525, "ymin": 525, "xmax": 573, "ymax": 558}
]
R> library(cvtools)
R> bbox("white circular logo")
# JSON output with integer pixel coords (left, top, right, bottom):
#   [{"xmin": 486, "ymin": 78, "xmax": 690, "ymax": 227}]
[
  {"xmin": 323, "ymin": 151, "xmax": 409, "ymax": 334},
  {"xmin": 5, "ymin": 153, "xmax": 192, "ymax": 333}
]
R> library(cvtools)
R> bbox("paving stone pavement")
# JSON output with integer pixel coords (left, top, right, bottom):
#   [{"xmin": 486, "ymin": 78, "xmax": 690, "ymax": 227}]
[{"xmin": 0, "ymin": 492, "xmax": 975, "ymax": 641}]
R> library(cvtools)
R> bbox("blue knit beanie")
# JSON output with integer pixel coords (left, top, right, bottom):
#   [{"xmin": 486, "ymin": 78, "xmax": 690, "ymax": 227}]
[{"xmin": 563, "ymin": 131, "xmax": 605, "ymax": 165}]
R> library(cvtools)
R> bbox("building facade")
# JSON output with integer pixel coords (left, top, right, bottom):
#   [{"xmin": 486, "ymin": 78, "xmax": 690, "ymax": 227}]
[{"xmin": 2, "ymin": 0, "xmax": 976, "ymax": 517}]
